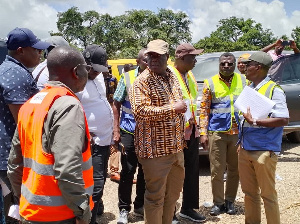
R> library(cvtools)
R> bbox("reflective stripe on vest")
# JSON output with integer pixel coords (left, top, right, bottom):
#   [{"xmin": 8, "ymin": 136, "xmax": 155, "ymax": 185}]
[
  {"xmin": 120, "ymin": 69, "xmax": 137, "ymax": 134},
  {"xmin": 168, "ymin": 65, "xmax": 198, "ymax": 126},
  {"xmin": 17, "ymin": 85, "xmax": 94, "ymax": 222},
  {"xmin": 241, "ymin": 80, "xmax": 283, "ymax": 152},
  {"xmin": 205, "ymin": 73, "xmax": 246, "ymax": 132}
]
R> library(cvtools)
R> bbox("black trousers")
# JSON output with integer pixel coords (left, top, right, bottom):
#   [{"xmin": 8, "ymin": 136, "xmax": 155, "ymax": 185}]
[
  {"xmin": 181, "ymin": 127, "xmax": 200, "ymax": 210},
  {"xmin": 118, "ymin": 130, "xmax": 145, "ymax": 212},
  {"xmin": 90, "ymin": 145, "xmax": 110, "ymax": 224}
]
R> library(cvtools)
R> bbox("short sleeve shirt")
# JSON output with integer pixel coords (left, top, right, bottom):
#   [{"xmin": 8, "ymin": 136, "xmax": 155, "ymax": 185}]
[{"xmin": 0, "ymin": 55, "xmax": 38, "ymax": 170}]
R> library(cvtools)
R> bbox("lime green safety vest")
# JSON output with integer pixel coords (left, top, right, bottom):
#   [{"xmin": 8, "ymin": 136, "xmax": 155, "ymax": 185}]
[{"xmin": 168, "ymin": 65, "xmax": 198, "ymax": 126}]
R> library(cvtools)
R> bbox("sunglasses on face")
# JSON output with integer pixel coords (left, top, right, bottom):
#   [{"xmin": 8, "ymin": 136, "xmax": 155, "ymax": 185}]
[
  {"xmin": 220, "ymin": 62, "xmax": 235, "ymax": 66},
  {"xmin": 74, "ymin": 64, "xmax": 93, "ymax": 73}
]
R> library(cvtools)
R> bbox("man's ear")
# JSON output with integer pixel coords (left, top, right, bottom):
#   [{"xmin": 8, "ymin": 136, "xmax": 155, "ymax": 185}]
[
  {"xmin": 16, "ymin": 47, "xmax": 24, "ymax": 55},
  {"xmin": 72, "ymin": 67, "xmax": 80, "ymax": 80}
]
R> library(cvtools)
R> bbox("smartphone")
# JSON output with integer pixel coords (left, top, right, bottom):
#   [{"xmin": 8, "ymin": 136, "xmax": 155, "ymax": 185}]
[{"xmin": 281, "ymin": 40, "xmax": 290, "ymax": 46}]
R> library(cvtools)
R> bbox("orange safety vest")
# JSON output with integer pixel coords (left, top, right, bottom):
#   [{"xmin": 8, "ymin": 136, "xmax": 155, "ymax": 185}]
[{"xmin": 17, "ymin": 85, "xmax": 94, "ymax": 222}]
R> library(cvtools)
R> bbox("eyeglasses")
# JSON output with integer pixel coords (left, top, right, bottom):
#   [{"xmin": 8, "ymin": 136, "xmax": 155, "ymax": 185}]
[
  {"xmin": 220, "ymin": 62, "xmax": 234, "ymax": 66},
  {"xmin": 74, "ymin": 64, "xmax": 93, "ymax": 73}
]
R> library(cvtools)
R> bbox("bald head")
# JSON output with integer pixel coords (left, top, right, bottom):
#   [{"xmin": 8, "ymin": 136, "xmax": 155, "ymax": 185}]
[
  {"xmin": 47, "ymin": 46, "xmax": 84, "ymax": 79},
  {"xmin": 47, "ymin": 46, "xmax": 88, "ymax": 93}
]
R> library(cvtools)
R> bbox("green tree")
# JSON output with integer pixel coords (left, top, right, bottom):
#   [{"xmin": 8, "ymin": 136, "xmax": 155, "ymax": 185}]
[
  {"xmin": 53, "ymin": 8, "xmax": 192, "ymax": 58},
  {"xmin": 194, "ymin": 17, "xmax": 276, "ymax": 52},
  {"xmin": 291, "ymin": 26, "xmax": 300, "ymax": 47}
]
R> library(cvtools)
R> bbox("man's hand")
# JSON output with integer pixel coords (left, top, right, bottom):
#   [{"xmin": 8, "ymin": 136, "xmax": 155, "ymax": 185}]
[
  {"xmin": 113, "ymin": 129, "xmax": 121, "ymax": 144},
  {"xmin": 200, "ymin": 135, "xmax": 209, "ymax": 151},
  {"xmin": 242, "ymin": 107, "xmax": 254, "ymax": 125},
  {"xmin": 174, "ymin": 100, "xmax": 187, "ymax": 114}
]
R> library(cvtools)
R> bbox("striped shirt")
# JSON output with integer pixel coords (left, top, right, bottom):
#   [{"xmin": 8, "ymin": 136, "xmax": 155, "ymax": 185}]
[{"xmin": 129, "ymin": 67, "xmax": 185, "ymax": 159}]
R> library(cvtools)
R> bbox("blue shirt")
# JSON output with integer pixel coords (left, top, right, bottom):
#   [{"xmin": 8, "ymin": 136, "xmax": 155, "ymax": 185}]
[{"xmin": 0, "ymin": 55, "xmax": 38, "ymax": 170}]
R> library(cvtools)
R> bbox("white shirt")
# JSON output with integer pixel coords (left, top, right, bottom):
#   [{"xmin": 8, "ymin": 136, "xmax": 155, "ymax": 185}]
[
  {"xmin": 32, "ymin": 60, "xmax": 49, "ymax": 90},
  {"xmin": 76, "ymin": 74, "xmax": 114, "ymax": 146}
]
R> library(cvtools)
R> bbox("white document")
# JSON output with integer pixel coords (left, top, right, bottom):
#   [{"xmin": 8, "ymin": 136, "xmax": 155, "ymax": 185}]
[
  {"xmin": 184, "ymin": 99, "xmax": 192, "ymax": 122},
  {"xmin": 234, "ymin": 86, "xmax": 275, "ymax": 119},
  {"xmin": 8, "ymin": 204, "xmax": 20, "ymax": 221}
]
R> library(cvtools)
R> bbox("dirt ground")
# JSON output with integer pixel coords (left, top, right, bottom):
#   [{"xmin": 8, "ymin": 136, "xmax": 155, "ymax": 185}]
[{"xmin": 98, "ymin": 137, "xmax": 300, "ymax": 223}]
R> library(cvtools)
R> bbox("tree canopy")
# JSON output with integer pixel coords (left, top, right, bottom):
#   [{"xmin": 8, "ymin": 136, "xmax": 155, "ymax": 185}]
[
  {"xmin": 194, "ymin": 17, "xmax": 277, "ymax": 52},
  {"xmin": 52, "ymin": 9, "xmax": 299, "ymax": 57},
  {"xmin": 52, "ymin": 7, "xmax": 191, "ymax": 58}
]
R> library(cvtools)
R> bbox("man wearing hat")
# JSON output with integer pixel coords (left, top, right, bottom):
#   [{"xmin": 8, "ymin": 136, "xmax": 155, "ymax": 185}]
[
  {"xmin": 129, "ymin": 39, "xmax": 187, "ymax": 224},
  {"xmin": 238, "ymin": 51, "xmax": 289, "ymax": 224},
  {"xmin": 168, "ymin": 43, "xmax": 206, "ymax": 223},
  {"xmin": 200, "ymin": 52, "xmax": 247, "ymax": 216},
  {"xmin": 32, "ymin": 36, "xmax": 70, "ymax": 90},
  {"xmin": 237, "ymin": 53, "xmax": 251, "ymax": 75},
  {"xmin": 0, "ymin": 27, "xmax": 50, "ymax": 221},
  {"xmin": 76, "ymin": 44, "xmax": 113, "ymax": 224}
]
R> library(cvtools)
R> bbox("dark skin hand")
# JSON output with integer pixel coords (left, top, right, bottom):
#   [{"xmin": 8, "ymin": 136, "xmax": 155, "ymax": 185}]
[{"xmin": 243, "ymin": 107, "xmax": 288, "ymax": 127}]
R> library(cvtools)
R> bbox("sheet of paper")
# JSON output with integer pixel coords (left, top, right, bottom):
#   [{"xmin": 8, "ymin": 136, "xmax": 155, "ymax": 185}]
[
  {"xmin": 234, "ymin": 86, "xmax": 275, "ymax": 119},
  {"xmin": 0, "ymin": 179, "xmax": 11, "ymax": 197},
  {"xmin": 184, "ymin": 99, "xmax": 192, "ymax": 122},
  {"xmin": 8, "ymin": 204, "xmax": 20, "ymax": 221}
]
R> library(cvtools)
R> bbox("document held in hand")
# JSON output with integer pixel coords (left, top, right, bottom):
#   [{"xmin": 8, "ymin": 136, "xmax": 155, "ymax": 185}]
[{"xmin": 234, "ymin": 86, "xmax": 275, "ymax": 119}]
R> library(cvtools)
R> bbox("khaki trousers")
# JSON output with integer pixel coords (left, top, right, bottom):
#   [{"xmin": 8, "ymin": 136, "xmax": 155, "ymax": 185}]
[
  {"xmin": 238, "ymin": 148, "xmax": 280, "ymax": 224},
  {"xmin": 208, "ymin": 132, "xmax": 239, "ymax": 205},
  {"xmin": 138, "ymin": 152, "xmax": 184, "ymax": 224}
]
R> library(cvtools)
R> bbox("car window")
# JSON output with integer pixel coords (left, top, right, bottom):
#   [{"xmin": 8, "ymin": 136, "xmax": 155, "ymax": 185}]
[{"xmin": 193, "ymin": 57, "xmax": 220, "ymax": 82}]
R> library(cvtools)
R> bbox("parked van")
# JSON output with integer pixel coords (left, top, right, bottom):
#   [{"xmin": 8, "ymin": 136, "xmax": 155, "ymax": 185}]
[
  {"xmin": 108, "ymin": 58, "xmax": 175, "ymax": 81},
  {"xmin": 107, "ymin": 59, "xmax": 137, "ymax": 81}
]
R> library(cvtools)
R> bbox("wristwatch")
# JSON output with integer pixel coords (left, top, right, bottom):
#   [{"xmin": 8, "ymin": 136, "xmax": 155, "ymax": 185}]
[{"xmin": 252, "ymin": 119, "xmax": 257, "ymax": 126}]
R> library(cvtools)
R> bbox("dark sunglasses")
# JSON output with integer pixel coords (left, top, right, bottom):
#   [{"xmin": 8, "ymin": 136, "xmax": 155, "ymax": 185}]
[
  {"xmin": 220, "ymin": 62, "xmax": 235, "ymax": 66},
  {"xmin": 74, "ymin": 64, "xmax": 93, "ymax": 73}
]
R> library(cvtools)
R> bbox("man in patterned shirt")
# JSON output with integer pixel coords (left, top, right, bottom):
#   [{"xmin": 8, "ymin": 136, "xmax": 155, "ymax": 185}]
[
  {"xmin": 129, "ymin": 39, "xmax": 187, "ymax": 224},
  {"xmin": 0, "ymin": 27, "xmax": 50, "ymax": 222}
]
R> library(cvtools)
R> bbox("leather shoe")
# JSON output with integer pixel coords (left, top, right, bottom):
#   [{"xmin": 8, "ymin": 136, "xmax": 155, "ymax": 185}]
[
  {"xmin": 225, "ymin": 200, "xmax": 236, "ymax": 215},
  {"xmin": 110, "ymin": 173, "xmax": 120, "ymax": 183},
  {"xmin": 210, "ymin": 204, "xmax": 226, "ymax": 216}
]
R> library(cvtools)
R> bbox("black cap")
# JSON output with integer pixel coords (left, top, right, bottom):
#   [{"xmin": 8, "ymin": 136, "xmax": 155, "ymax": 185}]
[{"xmin": 83, "ymin": 44, "xmax": 108, "ymax": 73}]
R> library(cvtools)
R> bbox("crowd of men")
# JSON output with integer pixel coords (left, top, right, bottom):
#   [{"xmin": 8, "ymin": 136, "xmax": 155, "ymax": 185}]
[{"xmin": 0, "ymin": 27, "xmax": 295, "ymax": 224}]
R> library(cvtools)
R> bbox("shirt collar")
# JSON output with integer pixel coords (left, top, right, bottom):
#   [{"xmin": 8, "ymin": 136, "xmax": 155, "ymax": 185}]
[{"xmin": 5, "ymin": 55, "xmax": 30, "ymax": 72}]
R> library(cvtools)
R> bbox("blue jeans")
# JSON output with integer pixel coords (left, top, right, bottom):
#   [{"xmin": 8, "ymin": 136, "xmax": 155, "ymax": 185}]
[{"xmin": 90, "ymin": 145, "xmax": 110, "ymax": 224}]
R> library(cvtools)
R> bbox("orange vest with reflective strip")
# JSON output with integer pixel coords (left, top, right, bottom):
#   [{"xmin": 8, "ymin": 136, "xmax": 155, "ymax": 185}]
[{"xmin": 17, "ymin": 85, "xmax": 94, "ymax": 222}]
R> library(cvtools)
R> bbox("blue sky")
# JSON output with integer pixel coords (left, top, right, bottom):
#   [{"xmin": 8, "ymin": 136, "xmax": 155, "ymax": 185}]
[{"xmin": 1, "ymin": 0, "xmax": 299, "ymax": 43}]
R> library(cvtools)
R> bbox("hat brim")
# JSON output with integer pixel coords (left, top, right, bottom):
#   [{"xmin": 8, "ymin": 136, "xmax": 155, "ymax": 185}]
[
  {"xmin": 92, "ymin": 63, "xmax": 109, "ymax": 73},
  {"xmin": 144, "ymin": 49, "xmax": 168, "ymax": 55},
  {"xmin": 189, "ymin": 49, "xmax": 204, "ymax": 55},
  {"xmin": 32, "ymin": 41, "xmax": 51, "ymax": 50}
]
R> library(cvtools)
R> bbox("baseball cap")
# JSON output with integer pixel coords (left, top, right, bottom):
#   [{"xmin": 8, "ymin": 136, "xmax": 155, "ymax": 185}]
[
  {"xmin": 83, "ymin": 44, "xmax": 108, "ymax": 73},
  {"xmin": 238, "ymin": 53, "xmax": 251, "ymax": 62},
  {"xmin": 45, "ymin": 36, "xmax": 69, "ymax": 47},
  {"xmin": 244, "ymin": 51, "xmax": 273, "ymax": 67},
  {"xmin": 145, "ymin": 39, "xmax": 169, "ymax": 55},
  {"xmin": 6, "ymin": 27, "xmax": 50, "ymax": 50},
  {"xmin": 175, "ymin": 43, "xmax": 204, "ymax": 58}
]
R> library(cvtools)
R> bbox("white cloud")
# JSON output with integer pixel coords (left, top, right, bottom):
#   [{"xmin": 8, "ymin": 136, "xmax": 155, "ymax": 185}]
[
  {"xmin": 0, "ymin": 0, "xmax": 58, "ymax": 39},
  {"xmin": 189, "ymin": 0, "xmax": 300, "ymax": 43},
  {"xmin": 0, "ymin": 0, "xmax": 128, "ymax": 40}
]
